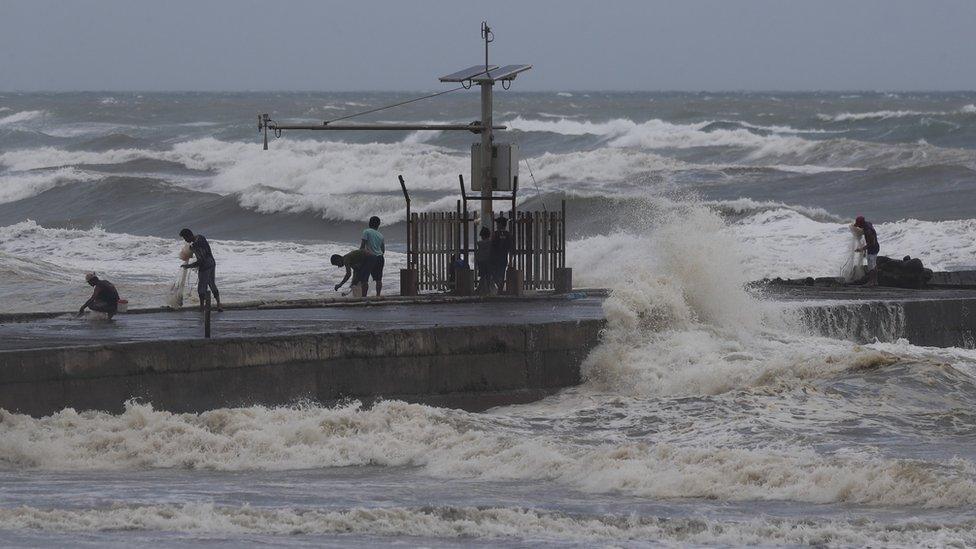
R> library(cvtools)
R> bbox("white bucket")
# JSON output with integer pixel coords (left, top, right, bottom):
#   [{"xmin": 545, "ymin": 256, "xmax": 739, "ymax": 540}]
[{"xmin": 117, "ymin": 299, "xmax": 129, "ymax": 313}]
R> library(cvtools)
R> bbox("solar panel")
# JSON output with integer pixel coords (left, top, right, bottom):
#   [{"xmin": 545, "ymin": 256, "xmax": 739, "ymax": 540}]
[
  {"xmin": 472, "ymin": 64, "xmax": 533, "ymax": 82},
  {"xmin": 439, "ymin": 65, "xmax": 499, "ymax": 82}
]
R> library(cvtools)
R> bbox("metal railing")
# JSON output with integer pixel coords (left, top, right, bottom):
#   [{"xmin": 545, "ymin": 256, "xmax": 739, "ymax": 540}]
[
  {"xmin": 406, "ymin": 200, "xmax": 566, "ymax": 292},
  {"xmin": 511, "ymin": 201, "xmax": 567, "ymax": 290}
]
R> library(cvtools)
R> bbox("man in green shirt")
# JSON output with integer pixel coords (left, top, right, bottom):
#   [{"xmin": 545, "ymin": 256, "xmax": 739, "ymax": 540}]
[
  {"xmin": 360, "ymin": 216, "xmax": 385, "ymax": 296},
  {"xmin": 331, "ymin": 249, "xmax": 369, "ymax": 296}
]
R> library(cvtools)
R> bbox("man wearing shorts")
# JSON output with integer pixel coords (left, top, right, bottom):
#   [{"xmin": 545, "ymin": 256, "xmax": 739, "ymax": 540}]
[
  {"xmin": 360, "ymin": 216, "xmax": 385, "ymax": 296},
  {"xmin": 854, "ymin": 216, "xmax": 880, "ymax": 287}
]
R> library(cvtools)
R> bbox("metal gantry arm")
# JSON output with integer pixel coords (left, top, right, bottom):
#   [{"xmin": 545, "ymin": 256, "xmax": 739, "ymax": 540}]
[{"xmin": 258, "ymin": 114, "xmax": 506, "ymax": 150}]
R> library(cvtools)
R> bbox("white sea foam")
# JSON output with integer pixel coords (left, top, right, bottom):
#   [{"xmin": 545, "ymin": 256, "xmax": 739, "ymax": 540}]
[
  {"xmin": 1, "ymin": 399, "xmax": 973, "ymax": 508},
  {"xmin": 506, "ymin": 115, "xmax": 976, "ymax": 170},
  {"xmin": 1, "ymin": 503, "xmax": 973, "ymax": 545},
  {"xmin": 0, "ymin": 221, "xmax": 404, "ymax": 312},
  {"xmin": 0, "ymin": 110, "xmax": 46, "ymax": 125},
  {"xmin": 728, "ymin": 209, "xmax": 976, "ymax": 278},
  {"xmin": 6, "ymin": 205, "xmax": 975, "ymax": 509},
  {"xmin": 817, "ymin": 105, "xmax": 976, "ymax": 122},
  {"xmin": 505, "ymin": 115, "xmax": 815, "ymax": 153}
]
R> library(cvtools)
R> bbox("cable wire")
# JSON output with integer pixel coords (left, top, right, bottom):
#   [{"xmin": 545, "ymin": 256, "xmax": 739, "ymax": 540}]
[
  {"xmin": 513, "ymin": 134, "xmax": 548, "ymax": 212},
  {"xmin": 322, "ymin": 87, "xmax": 466, "ymax": 125}
]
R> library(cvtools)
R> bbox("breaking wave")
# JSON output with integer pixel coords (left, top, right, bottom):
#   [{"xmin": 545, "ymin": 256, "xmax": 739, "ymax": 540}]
[
  {"xmin": 1, "ymin": 503, "xmax": 973, "ymax": 545},
  {"xmin": 818, "ymin": 104, "xmax": 976, "ymax": 122},
  {"xmin": 1, "ymin": 399, "xmax": 974, "ymax": 508},
  {"xmin": 0, "ymin": 110, "xmax": 47, "ymax": 126},
  {"xmin": 0, "ymin": 167, "xmax": 98, "ymax": 205}
]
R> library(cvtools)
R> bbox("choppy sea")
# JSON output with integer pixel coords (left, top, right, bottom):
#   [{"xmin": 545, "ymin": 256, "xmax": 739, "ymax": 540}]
[{"xmin": 1, "ymin": 91, "xmax": 976, "ymax": 546}]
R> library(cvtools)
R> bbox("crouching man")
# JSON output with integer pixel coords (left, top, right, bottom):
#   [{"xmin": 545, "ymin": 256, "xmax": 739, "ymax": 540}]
[{"xmin": 78, "ymin": 272, "xmax": 119, "ymax": 319}]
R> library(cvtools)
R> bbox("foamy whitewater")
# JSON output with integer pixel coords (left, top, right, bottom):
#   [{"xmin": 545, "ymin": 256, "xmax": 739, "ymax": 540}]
[{"xmin": 1, "ymin": 92, "xmax": 976, "ymax": 547}]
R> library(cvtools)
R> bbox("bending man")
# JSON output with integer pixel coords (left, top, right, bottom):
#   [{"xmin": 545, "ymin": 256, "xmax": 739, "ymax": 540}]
[
  {"xmin": 180, "ymin": 228, "xmax": 223, "ymax": 311},
  {"xmin": 78, "ymin": 272, "xmax": 119, "ymax": 319},
  {"xmin": 332, "ymin": 249, "xmax": 369, "ymax": 296}
]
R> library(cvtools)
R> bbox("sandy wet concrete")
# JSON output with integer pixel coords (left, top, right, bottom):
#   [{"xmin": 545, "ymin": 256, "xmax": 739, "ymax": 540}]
[{"xmin": 0, "ymin": 296, "xmax": 606, "ymax": 351}]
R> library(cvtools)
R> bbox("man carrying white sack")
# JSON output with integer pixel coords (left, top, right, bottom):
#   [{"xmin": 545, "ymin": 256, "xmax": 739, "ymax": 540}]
[
  {"xmin": 854, "ymin": 215, "xmax": 880, "ymax": 287},
  {"xmin": 179, "ymin": 228, "xmax": 223, "ymax": 312}
]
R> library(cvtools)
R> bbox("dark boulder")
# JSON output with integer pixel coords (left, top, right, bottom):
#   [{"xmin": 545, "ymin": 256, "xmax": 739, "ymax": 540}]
[{"xmin": 876, "ymin": 255, "xmax": 933, "ymax": 289}]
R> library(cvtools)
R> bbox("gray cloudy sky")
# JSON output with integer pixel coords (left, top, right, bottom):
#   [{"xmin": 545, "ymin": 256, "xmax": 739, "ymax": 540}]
[{"xmin": 2, "ymin": 0, "xmax": 974, "ymax": 91}]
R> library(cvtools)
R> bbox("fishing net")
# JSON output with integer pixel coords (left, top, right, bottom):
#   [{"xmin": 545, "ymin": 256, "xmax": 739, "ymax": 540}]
[
  {"xmin": 839, "ymin": 224, "xmax": 866, "ymax": 283},
  {"xmin": 167, "ymin": 244, "xmax": 195, "ymax": 308}
]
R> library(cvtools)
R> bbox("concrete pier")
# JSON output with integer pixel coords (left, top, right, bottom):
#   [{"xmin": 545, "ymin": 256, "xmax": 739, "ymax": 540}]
[
  {"xmin": 0, "ymin": 297, "xmax": 605, "ymax": 416},
  {"xmin": 3, "ymin": 285, "xmax": 976, "ymax": 418}
]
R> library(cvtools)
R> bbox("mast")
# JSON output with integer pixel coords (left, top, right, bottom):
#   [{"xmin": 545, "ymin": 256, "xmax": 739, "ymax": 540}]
[{"xmin": 479, "ymin": 21, "xmax": 494, "ymax": 231}]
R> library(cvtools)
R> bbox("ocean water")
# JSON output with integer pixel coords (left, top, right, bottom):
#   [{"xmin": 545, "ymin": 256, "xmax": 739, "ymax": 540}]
[{"xmin": 1, "ymin": 91, "xmax": 976, "ymax": 546}]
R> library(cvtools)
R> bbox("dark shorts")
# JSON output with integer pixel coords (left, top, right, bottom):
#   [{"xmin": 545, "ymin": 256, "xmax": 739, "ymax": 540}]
[
  {"xmin": 369, "ymin": 255, "xmax": 384, "ymax": 282},
  {"xmin": 351, "ymin": 264, "xmax": 369, "ymax": 286},
  {"xmin": 492, "ymin": 263, "xmax": 507, "ymax": 282},
  {"xmin": 198, "ymin": 267, "xmax": 216, "ymax": 296}
]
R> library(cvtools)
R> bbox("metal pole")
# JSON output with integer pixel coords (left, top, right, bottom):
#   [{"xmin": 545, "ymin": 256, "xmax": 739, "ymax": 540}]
[
  {"xmin": 399, "ymin": 175, "xmax": 411, "ymax": 266},
  {"xmin": 480, "ymin": 80, "xmax": 493, "ymax": 233},
  {"xmin": 267, "ymin": 123, "xmax": 506, "ymax": 132},
  {"xmin": 204, "ymin": 293, "xmax": 211, "ymax": 339}
]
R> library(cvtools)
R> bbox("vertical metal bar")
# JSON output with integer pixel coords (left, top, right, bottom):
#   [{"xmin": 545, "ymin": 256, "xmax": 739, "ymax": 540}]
[
  {"xmin": 462, "ymin": 201, "xmax": 470, "ymax": 263},
  {"xmin": 421, "ymin": 213, "xmax": 428, "ymax": 290},
  {"xmin": 411, "ymin": 212, "xmax": 419, "ymax": 272},
  {"xmin": 480, "ymin": 81, "xmax": 493, "ymax": 233},
  {"xmin": 560, "ymin": 199, "xmax": 566, "ymax": 268},
  {"xmin": 437, "ymin": 213, "xmax": 443, "ymax": 289},
  {"xmin": 418, "ymin": 213, "xmax": 423, "ymax": 290},
  {"xmin": 518, "ymin": 212, "xmax": 525, "ymax": 278},
  {"xmin": 442, "ymin": 212, "xmax": 448, "ymax": 289},
  {"xmin": 535, "ymin": 212, "xmax": 541, "ymax": 289},
  {"xmin": 204, "ymin": 293, "xmax": 212, "ymax": 338},
  {"xmin": 540, "ymin": 212, "xmax": 551, "ymax": 287},
  {"xmin": 399, "ymin": 175, "xmax": 410, "ymax": 265}
]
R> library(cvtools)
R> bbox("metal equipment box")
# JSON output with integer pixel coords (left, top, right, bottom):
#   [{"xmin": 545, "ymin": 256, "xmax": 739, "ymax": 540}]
[{"xmin": 471, "ymin": 142, "xmax": 518, "ymax": 191}]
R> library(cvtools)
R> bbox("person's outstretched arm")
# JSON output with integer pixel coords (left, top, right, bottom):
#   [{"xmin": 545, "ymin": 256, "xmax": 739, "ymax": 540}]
[
  {"xmin": 334, "ymin": 267, "xmax": 352, "ymax": 291},
  {"xmin": 78, "ymin": 287, "xmax": 100, "ymax": 316}
]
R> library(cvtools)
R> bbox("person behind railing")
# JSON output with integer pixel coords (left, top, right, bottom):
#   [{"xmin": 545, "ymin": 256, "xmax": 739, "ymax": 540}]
[
  {"xmin": 475, "ymin": 226, "xmax": 493, "ymax": 294},
  {"xmin": 360, "ymin": 216, "xmax": 385, "ymax": 296},
  {"xmin": 490, "ymin": 216, "xmax": 514, "ymax": 293},
  {"xmin": 78, "ymin": 272, "xmax": 119, "ymax": 319}
]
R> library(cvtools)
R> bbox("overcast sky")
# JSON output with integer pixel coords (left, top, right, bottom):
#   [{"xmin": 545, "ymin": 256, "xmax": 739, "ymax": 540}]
[{"xmin": 2, "ymin": 0, "xmax": 974, "ymax": 91}]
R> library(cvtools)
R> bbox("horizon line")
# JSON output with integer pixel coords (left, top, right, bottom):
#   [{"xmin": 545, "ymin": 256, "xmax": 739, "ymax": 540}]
[{"xmin": 3, "ymin": 89, "xmax": 976, "ymax": 95}]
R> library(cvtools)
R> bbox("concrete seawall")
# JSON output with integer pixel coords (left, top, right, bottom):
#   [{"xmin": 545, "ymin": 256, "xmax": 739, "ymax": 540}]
[
  {"xmin": 3, "ymin": 287, "xmax": 976, "ymax": 418},
  {"xmin": 0, "ymin": 319, "xmax": 605, "ymax": 417},
  {"xmin": 775, "ymin": 286, "xmax": 976, "ymax": 348}
]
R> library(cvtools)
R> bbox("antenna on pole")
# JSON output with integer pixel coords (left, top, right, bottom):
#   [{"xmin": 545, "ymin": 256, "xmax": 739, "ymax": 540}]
[{"xmin": 482, "ymin": 21, "xmax": 493, "ymax": 71}]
